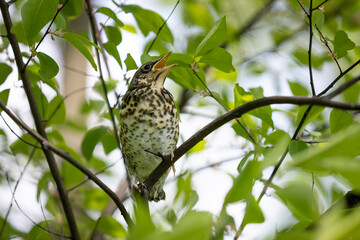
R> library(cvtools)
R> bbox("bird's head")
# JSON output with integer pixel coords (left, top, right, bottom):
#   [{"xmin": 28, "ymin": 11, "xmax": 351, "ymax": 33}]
[{"xmin": 129, "ymin": 52, "xmax": 177, "ymax": 89}]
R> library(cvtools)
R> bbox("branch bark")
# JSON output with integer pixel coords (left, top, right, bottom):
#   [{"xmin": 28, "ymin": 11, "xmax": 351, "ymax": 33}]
[
  {"xmin": 142, "ymin": 95, "xmax": 360, "ymax": 191},
  {"xmin": 0, "ymin": 1, "xmax": 80, "ymax": 238},
  {"xmin": 0, "ymin": 100, "xmax": 134, "ymax": 227}
]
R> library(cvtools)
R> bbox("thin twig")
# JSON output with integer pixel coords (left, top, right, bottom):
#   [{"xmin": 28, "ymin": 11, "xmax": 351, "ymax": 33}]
[
  {"xmin": 4, "ymin": 175, "xmax": 71, "ymax": 239},
  {"xmin": 67, "ymin": 160, "xmax": 120, "ymax": 192},
  {"xmin": 0, "ymin": 1, "xmax": 80, "ymax": 238},
  {"xmin": 84, "ymin": 0, "xmax": 132, "ymax": 191},
  {"xmin": 22, "ymin": 0, "xmax": 70, "ymax": 71},
  {"xmin": 0, "ymin": 113, "xmax": 41, "ymax": 149},
  {"xmin": 189, "ymin": 64, "xmax": 257, "ymax": 144},
  {"xmin": 256, "ymin": 71, "xmax": 360, "ymax": 203},
  {"xmin": 307, "ymin": 0, "xmax": 316, "ymax": 96},
  {"xmin": 0, "ymin": 100, "xmax": 134, "ymax": 227},
  {"xmin": 142, "ymin": 94, "xmax": 360, "ymax": 191},
  {"xmin": 315, "ymin": 24, "xmax": 342, "ymax": 73},
  {"xmin": 0, "ymin": 149, "xmax": 36, "ymax": 239},
  {"xmin": 312, "ymin": 0, "xmax": 329, "ymax": 10},
  {"xmin": 146, "ymin": 0, "xmax": 179, "ymax": 54}
]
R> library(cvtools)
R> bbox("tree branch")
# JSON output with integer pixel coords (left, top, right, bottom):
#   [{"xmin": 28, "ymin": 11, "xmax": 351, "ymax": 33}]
[
  {"xmin": 0, "ymin": 100, "xmax": 134, "ymax": 227},
  {"xmin": 146, "ymin": 0, "xmax": 179, "ymax": 54},
  {"xmin": 142, "ymin": 95, "xmax": 360, "ymax": 191},
  {"xmin": 0, "ymin": 1, "xmax": 80, "ymax": 238},
  {"xmin": 84, "ymin": 0, "xmax": 132, "ymax": 191}
]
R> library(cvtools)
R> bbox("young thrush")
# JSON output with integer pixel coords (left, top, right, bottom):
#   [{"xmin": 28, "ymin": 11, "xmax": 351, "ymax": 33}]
[{"xmin": 119, "ymin": 52, "xmax": 179, "ymax": 201}]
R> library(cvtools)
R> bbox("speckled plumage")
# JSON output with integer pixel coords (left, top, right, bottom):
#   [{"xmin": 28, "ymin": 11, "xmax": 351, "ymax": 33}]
[{"xmin": 119, "ymin": 53, "xmax": 179, "ymax": 201}]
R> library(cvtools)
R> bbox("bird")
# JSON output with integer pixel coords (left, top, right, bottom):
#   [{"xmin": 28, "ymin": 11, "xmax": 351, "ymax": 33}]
[{"xmin": 119, "ymin": 52, "xmax": 179, "ymax": 201}]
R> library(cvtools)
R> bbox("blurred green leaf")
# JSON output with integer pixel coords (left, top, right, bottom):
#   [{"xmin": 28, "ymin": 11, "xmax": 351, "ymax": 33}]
[
  {"xmin": 0, "ymin": 63, "xmax": 12, "ymax": 85},
  {"xmin": 224, "ymin": 160, "xmax": 260, "ymax": 204},
  {"xmin": 61, "ymin": 160, "xmax": 85, "ymax": 188},
  {"xmin": 21, "ymin": 0, "xmax": 58, "ymax": 45},
  {"xmin": 264, "ymin": 130, "xmax": 291, "ymax": 145},
  {"xmin": 289, "ymin": 140, "xmax": 308, "ymax": 158},
  {"xmin": 195, "ymin": 16, "xmax": 226, "ymax": 56},
  {"xmin": 243, "ymin": 195, "xmax": 265, "ymax": 225},
  {"xmin": 0, "ymin": 89, "xmax": 10, "ymax": 109},
  {"xmin": 288, "ymin": 81, "xmax": 308, "ymax": 96},
  {"xmin": 292, "ymin": 124, "xmax": 360, "ymax": 188},
  {"xmin": 54, "ymin": 13, "xmax": 66, "ymax": 30},
  {"xmin": 101, "ymin": 132, "xmax": 118, "ymax": 155},
  {"xmin": 97, "ymin": 216, "xmax": 126, "ymax": 238},
  {"xmin": 103, "ymin": 41, "xmax": 122, "ymax": 68},
  {"xmin": 275, "ymin": 182, "xmax": 318, "ymax": 222},
  {"xmin": 61, "ymin": 0, "xmax": 83, "ymax": 19},
  {"xmin": 333, "ymin": 30, "xmax": 355, "ymax": 59},
  {"xmin": 330, "ymin": 109, "xmax": 352, "ymax": 134},
  {"xmin": 60, "ymin": 32, "xmax": 98, "ymax": 70},
  {"xmin": 37, "ymin": 52, "xmax": 59, "ymax": 80},
  {"xmin": 104, "ymin": 25, "xmax": 122, "ymax": 45},
  {"xmin": 83, "ymin": 188, "xmax": 109, "ymax": 210},
  {"xmin": 313, "ymin": 10, "xmax": 324, "ymax": 29},
  {"xmin": 81, "ymin": 126, "xmax": 108, "ymax": 160},
  {"xmin": 182, "ymin": 2, "xmax": 213, "ymax": 29},
  {"xmin": 96, "ymin": 7, "xmax": 124, "ymax": 27},
  {"xmin": 125, "ymin": 53, "xmax": 138, "ymax": 71},
  {"xmin": 296, "ymin": 105, "xmax": 325, "ymax": 127},
  {"xmin": 199, "ymin": 47, "xmax": 235, "ymax": 72},
  {"xmin": 121, "ymin": 4, "xmax": 173, "ymax": 43},
  {"xmin": 46, "ymin": 95, "xmax": 66, "ymax": 125},
  {"xmin": 163, "ymin": 211, "xmax": 213, "ymax": 240},
  {"xmin": 188, "ymin": 139, "xmax": 206, "ymax": 154}
]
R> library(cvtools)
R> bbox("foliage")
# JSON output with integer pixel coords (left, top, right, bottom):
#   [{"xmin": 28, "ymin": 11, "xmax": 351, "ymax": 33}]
[{"xmin": 0, "ymin": 0, "xmax": 360, "ymax": 239}]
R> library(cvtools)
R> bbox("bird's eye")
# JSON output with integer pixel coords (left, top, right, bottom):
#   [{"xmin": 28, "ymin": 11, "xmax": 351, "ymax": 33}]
[{"xmin": 143, "ymin": 64, "xmax": 152, "ymax": 72}]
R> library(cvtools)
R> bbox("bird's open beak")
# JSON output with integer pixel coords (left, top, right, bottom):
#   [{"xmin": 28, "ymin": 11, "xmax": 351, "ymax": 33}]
[{"xmin": 152, "ymin": 52, "xmax": 177, "ymax": 73}]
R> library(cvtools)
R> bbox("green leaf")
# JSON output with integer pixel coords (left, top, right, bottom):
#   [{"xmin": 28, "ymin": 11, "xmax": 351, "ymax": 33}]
[
  {"xmin": 96, "ymin": 7, "xmax": 124, "ymax": 27},
  {"xmin": 183, "ymin": 2, "xmax": 213, "ymax": 29},
  {"xmin": 46, "ymin": 95, "xmax": 65, "ymax": 125},
  {"xmin": 104, "ymin": 25, "xmax": 122, "ymax": 45},
  {"xmin": 264, "ymin": 130, "xmax": 291, "ymax": 145},
  {"xmin": 0, "ymin": 89, "xmax": 10, "ymax": 110},
  {"xmin": 120, "ymin": 4, "xmax": 173, "ymax": 43},
  {"xmin": 333, "ymin": 30, "xmax": 355, "ymax": 59},
  {"xmin": 37, "ymin": 52, "xmax": 59, "ymax": 80},
  {"xmin": 125, "ymin": 53, "xmax": 138, "ymax": 71},
  {"xmin": 243, "ymin": 196, "xmax": 265, "ymax": 225},
  {"xmin": 21, "ymin": 0, "xmax": 58, "ymax": 44},
  {"xmin": 61, "ymin": 160, "xmax": 85, "ymax": 188},
  {"xmin": 330, "ymin": 109, "xmax": 353, "ymax": 134},
  {"xmin": 199, "ymin": 47, "xmax": 235, "ymax": 72},
  {"xmin": 224, "ymin": 160, "xmax": 261, "ymax": 204},
  {"xmin": 188, "ymin": 139, "xmax": 206, "ymax": 154},
  {"xmin": 234, "ymin": 85, "xmax": 273, "ymax": 127},
  {"xmin": 81, "ymin": 126, "xmax": 108, "ymax": 160},
  {"xmin": 275, "ymin": 182, "xmax": 318, "ymax": 221},
  {"xmin": 54, "ymin": 13, "xmax": 66, "ymax": 31},
  {"xmin": 167, "ymin": 54, "xmax": 206, "ymax": 90},
  {"xmin": 60, "ymin": 32, "xmax": 98, "ymax": 70},
  {"xmin": 296, "ymin": 105, "xmax": 325, "ymax": 127},
  {"xmin": 313, "ymin": 10, "xmax": 324, "ymax": 30},
  {"xmin": 289, "ymin": 140, "xmax": 308, "ymax": 158},
  {"xmin": 101, "ymin": 132, "xmax": 118, "ymax": 155},
  {"xmin": 354, "ymin": 46, "xmax": 360, "ymax": 59},
  {"xmin": 83, "ymin": 188, "xmax": 109, "ymax": 210},
  {"xmin": 60, "ymin": 0, "xmax": 83, "ymax": 19},
  {"xmin": 288, "ymin": 81, "xmax": 309, "ymax": 96},
  {"xmin": 195, "ymin": 16, "xmax": 227, "ymax": 56},
  {"xmin": 0, "ymin": 63, "xmax": 12, "ymax": 85},
  {"xmin": 164, "ymin": 211, "xmax": 213, "ymax": 240},
  {"xmin": 103, "ymin": 42, "xmax": 122, "ymax": 68},
  {"xmin": 97, "ymin": 216, "xmax": 126, "ymax": 238},
  {"xmin": 292, "ymin": 124, "xmax": 360, "ymax": 188}
]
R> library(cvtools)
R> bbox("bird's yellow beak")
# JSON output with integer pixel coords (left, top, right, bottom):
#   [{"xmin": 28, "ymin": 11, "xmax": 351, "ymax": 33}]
[{"xmin": 152, "ymin": 52, "xmax": 177, "ymax": 72}]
